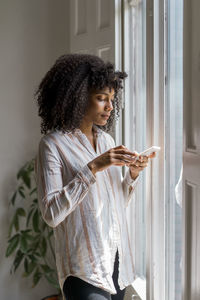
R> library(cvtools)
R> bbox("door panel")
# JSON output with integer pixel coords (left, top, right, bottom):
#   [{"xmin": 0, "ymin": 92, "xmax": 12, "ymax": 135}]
[
  {"xmin": 183, "ymin": 0, "xmax": 200, "ymax": 299},
  {"xmin": 69, "ymin": 0, "xmax": 119, "ymax": 140}
]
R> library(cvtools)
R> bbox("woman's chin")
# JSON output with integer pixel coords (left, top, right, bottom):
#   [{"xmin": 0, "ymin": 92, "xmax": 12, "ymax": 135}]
[
  {"xmin": 95, "ymin": 119, "xmax": 108, "ymax": 125},
  {"xmin": 101, "ymin": 120, "xmax": 108, "ymax": 125}
]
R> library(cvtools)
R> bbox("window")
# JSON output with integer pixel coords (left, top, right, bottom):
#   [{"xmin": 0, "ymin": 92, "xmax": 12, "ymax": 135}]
[
  {"xmin": 165, "ymin": 0, "xmax": 183, "ymax": 299},
  {"xmin": 121, "ymin": 0, "xmax": 183, "ymax": 299},
  {"xmin": 122, "ymin": 0, "xmax": 147, "ymax": 298}
]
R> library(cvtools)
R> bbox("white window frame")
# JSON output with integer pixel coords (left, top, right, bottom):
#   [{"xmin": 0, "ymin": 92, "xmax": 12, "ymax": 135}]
[
  {"xmin": 115, "ymin": 0, "xmax": 167, "ymax": 299},
  {"xmin": 115, "ymin": 0, "xmax": 184, "ymax": 299},
  {"xmin": 121, "ymin": 0, "xmax": 150, "ymax": 298},
  {"xmin": 146, "ymin": 1, "xmax": 166, "ymax": 299},
  {"xmin": 123, "ymin": 0, "xmax": 147, "ymax": 292}
]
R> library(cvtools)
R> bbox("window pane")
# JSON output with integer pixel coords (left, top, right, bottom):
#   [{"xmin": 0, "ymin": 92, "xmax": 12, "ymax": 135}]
[
  {"xmin": 123, "ymin": 0, "xmax": 147, "ymax": 298},
  {"xmin": 165, "ymin": 0, "xmax": 183, "ymax": 299}
]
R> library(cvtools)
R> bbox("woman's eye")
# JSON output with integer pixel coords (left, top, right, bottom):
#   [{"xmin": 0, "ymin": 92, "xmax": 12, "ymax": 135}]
[{"xmin": 96, "ymin": 97, "xmax": 114, "ymax": 102}]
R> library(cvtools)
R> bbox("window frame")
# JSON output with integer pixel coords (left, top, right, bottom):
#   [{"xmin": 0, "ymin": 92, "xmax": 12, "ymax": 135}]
[
  {"xmin": 115, "ymin": 0, "xmax": 183, "ymax": 299},
  {"xmin": 146, "ymin": 0, "xmax": 166, "ymax": 299},
  {"xmin": 118, "ymin": 0, "xmax": 167, "ymax": 299}
]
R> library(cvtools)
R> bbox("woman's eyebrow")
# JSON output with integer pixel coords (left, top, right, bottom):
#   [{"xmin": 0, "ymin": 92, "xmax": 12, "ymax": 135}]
[{"xmin": 96, "ymin": 92, "xmax": 115, "ymax": 97}]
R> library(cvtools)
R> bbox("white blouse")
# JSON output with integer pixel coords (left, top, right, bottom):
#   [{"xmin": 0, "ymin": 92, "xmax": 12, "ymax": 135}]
[{"xmin": 34, "ymin": 124, "xmax": 139, "ymax": 299}]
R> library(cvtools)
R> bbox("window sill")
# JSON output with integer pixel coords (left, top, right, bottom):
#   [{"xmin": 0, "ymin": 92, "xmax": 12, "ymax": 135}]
[{"xmin": 131, "ymin": 277, "xmax": 146, "ymax": 300}]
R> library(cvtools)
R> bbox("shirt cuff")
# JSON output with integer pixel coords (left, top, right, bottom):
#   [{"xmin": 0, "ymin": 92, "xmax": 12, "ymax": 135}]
[
  {"xmin": 78, "ymin": 163, "xmax": 97, "ymax": 186},
  {"xmin": 124, "ymin": 168, "xmax": 140, "ymax": 188}
]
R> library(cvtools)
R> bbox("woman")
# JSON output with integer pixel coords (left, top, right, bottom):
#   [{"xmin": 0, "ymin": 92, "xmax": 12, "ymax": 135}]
[{"xmin": 34, "ymin": 53, "xmax": 155, "ymax": 300}]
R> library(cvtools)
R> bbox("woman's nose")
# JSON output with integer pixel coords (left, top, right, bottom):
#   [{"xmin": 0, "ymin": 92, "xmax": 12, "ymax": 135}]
[{"xmin": 105, "ymin": 100, "xmax": 113, "ymax": 111}]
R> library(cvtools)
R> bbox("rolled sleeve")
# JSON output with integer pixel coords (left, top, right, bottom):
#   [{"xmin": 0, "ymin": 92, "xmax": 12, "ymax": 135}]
[
  {"xmin": 107, "ymin": 134, "xmax": 139, "ymax": 208},
  {"xmin": 35, "ymin": 138, "xmax": 96, "ymax": 228},
  {"xmin": 78, "ymin": 164, "xmax": 96, "ymax": 186},
  {"xmin": 122, "ymin": 168, "xmax": 140, "ymax": 208}
]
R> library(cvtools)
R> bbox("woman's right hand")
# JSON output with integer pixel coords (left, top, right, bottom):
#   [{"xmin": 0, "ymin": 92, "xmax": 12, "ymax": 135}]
[{"xmin": 87, "ymin": 145, "xmax": 138, "ymax": 175}]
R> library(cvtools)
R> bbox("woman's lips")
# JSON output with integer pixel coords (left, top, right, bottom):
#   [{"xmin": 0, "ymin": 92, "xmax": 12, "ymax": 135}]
[{"xmin": 101, "ymin": 114, "xmax": 110, "ymax": 119}]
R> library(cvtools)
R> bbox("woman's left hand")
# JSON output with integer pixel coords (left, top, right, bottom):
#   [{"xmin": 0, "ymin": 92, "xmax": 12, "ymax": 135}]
[{"xmin": 127, "ymin": 151, "xmax": 157, "ymax": 180}]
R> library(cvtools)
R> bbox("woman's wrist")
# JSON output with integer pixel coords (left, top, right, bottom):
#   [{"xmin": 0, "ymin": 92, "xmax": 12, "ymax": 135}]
[
  {"xmin": 129, "ymin": 168, "xmax": 139, "ymax": 180},
  {"xmin": 87, "ymin": 161, "xmax": 97, "ymax": 176}
]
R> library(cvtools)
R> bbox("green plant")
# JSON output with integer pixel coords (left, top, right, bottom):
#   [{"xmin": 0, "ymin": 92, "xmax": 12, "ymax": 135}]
[{"xmin": 5, "ymin": 158, "xmax": 61, "ymax": 295}]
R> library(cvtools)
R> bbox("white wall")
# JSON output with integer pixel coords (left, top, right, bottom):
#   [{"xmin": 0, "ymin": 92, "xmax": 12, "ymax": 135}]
[{"xmin": 0, "ymin": 1, "xmax": 70, "ymax": 299}]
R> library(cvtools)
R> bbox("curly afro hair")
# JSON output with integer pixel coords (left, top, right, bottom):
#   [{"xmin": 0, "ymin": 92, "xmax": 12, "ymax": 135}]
[{"xmin": 34, "ymin": 53, "xmax": 128, "ymax": 135}]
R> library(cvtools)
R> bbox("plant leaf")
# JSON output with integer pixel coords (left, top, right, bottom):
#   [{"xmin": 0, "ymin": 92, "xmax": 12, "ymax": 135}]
[
  {"xmin": 12, "ymin": 250, "xmax": 24, "ymax": 272},
  {"xmin": 22, "ymin": 229, "xmax": 32, "ymax": 233},
  {"xmin": 23, "ymin": 260, "xmax": 36, "ymax": 277},
  {"xmin": 28, "ymin": 261, "xmax": 37, "ymax": 274},
  {"xmin": 28, "ymin": 254, "xmax": 37, "ymax": 263},
  {"xmin": 40, "ymin": 264, "xmax": 54, "ymax": 273},
  {"xmin": 13, "ymin": 213, "xmax": 19, "ymax": 232},
  {"xmin": 29, "ymin": 188, "xmax": 37, "ymax": 196},
  {"xmin": 42, "ymin": 221, "xmax": 47, "ymax": 231},
  {"xmin": 32, "ymin": 268, "xmax": 42, "ymax": 287},
  {"xmin": 24, "ymin": 233, "xmax": 34, "ymax": 241},
  {"xmin": 24, "ymin": 258, "xmax": 28, "ymax": 273},
  {"xmin": 8, "ymin": 220, "xmax": 14, "ymax": 238},
  {"xmin": 32, "ymin": 210, "xmax": 40, "ymax": 233},
  {"xmin": 17, "ymin": 207, "xmax": 26, "ymax": 217},
  {"xmin": 20, "ymin": 234, "xmax": 28, "ymax": 253},
  {"xmin": 6, "ymin": 234, "xmax": 20, "ymax": 257},
  {"xmin": 7, "ymin": 233, "xmax": 20, "ymax": 243},
  {"xmin": 44, "ymin": 274, "xmax": 60, "ymax": 289},
  {"xmin": 26, "ymin": 208, "xmax": 34, "ymax": 227},
  {"xmin": 10, "ymin": 191, "xmax": 17, "ymax": 206},
  {"xmin": 17, "ymin": 168, "xmax": 31, "ymax": 189},
  {"xmin": 22, "ymin": 229, "xmax": 34, "ymax": 241},
  {"xmin": 17, "ymin": 166, "xmax": 25, "ymax": 179},
  {"xmin": 22, "ymin": 172, "xmax": 31, "ymax": 189},
  {"xmin": 40, "ymin": 237, "xmax": 47, "ymax": 257},
  {"xmin": 18, "ymin": 189, "xmax": 25, "ymax": 199}
]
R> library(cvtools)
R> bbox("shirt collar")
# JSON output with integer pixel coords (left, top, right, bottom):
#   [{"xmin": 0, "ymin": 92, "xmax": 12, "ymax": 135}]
[{"xmin": 73, "ymin": 124, "xmax": 103, "ymax": 137}]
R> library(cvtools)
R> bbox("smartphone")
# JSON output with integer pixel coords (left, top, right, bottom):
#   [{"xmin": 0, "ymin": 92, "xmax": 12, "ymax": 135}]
[
  {"xmin": 136, "ymin": 146, "xmax": 161, "ymax": 160},
  {"xmin": 125, "ymin": 146, "xmax": 161, "ymax": 161}
]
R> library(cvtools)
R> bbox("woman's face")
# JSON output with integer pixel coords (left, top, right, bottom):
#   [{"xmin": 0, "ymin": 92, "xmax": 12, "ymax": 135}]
[{"xmin": 85, "ymin": 86, "xmax": 115, "ymax": 126}]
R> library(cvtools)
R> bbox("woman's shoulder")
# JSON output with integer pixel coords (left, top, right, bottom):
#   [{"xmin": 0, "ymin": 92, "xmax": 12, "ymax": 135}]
[{"xmin": 38, "ymin": 129, "xmax": 66, "ymax": 149}]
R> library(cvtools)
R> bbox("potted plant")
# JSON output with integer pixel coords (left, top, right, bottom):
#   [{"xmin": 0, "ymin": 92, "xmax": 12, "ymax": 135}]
[{"xmin": 5, "ymin": 158, "xmax": 62, "ymax": 300}]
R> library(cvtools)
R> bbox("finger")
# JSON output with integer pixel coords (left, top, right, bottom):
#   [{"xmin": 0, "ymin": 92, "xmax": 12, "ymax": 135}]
[
  {"xmin": 138, "ymin": 155, "xmax": 149, "ymax": 163},
  {"xmin": 113, "ymin": 145, "xmax": 126, "ymax": 149},
  {"xmin": 128, "ymin": 166, "xmax": 148, "ymax": 172},
  {"xmin": 112, "ymin": 146, "xmax": 139, "ymax": 156},
  {"xmin": 113, "ymin": 149, "xmax": 139, "ymax": 157},
  {"xmin": 133, "ymin": 160, "xmax": 147, "ymax": 167},
  {"xmin": 137, "ymin": 162, "xmax": 148, "ymax": 168},
  {"xmin": 148, "ymin": 152, "xmax": 156, "ymax": 158},
  {"xmin": 112, "ymin": 158, "xmax": 129, "ymax": 166},
  {"xmin": 112, "ymin": 154, "xmax": 138, "ymax": 163},
  {"xmin": 128, "ymin": 162, "xmax": 148, "ymax": 168}
]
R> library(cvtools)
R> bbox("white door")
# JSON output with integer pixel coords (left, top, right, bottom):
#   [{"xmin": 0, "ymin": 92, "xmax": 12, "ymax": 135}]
[
  {"xmin": 182, "ymin": 0, "xmax": 200, "ymax": 299},
  {"xmin": 69, "ymin": 0, "xmax": 122, "ymax": 141},
  {"xmin": 69, "ymin": 0, "xmax": 115, "ymax": 60}
]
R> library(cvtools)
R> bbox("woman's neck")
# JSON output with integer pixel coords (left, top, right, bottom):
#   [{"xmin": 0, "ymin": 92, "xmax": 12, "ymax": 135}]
[{"xmin": 79, "ymin": 121, "xmax": 94, "ymax": 138}]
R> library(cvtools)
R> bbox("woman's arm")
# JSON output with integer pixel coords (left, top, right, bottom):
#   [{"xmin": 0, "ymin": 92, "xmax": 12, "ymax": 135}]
[
  {"xmin": 121, "ymin": 168, "xmax": 140, "ymax": 207},
  {"xmin": 34, "ymin": 138, "xmax": 96, "ymax": 228},
  {"xmin": 108, "ymin": 135, "xmax": 140, "ymax": 207}
]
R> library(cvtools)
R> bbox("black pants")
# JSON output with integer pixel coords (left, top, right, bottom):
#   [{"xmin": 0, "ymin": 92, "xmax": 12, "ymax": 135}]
[{"xmin": 63, "ymin": 249, "xmax": 126, "ymax": 300}]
